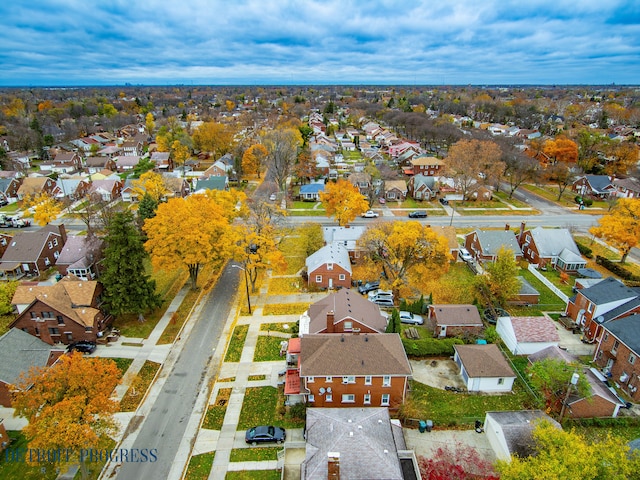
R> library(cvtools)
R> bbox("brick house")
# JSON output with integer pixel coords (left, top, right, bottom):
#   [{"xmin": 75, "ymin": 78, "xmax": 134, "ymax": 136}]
[
  {"xmin": 55, "ymin": 235, "xmax": 102, "ymax": 280},
  {"xmin": 0, "ymin": 177, "xmax": 22, "ymax": 202},
  {"xmin": 410, "ymin": 156, "xmax": 445, "ymax": 176},
  {"xmin": 565, "ymin": 277, "xmax": 640, "ymax": 342},
  {"xmin": 428, "ymin": 304, "xmax": 483, "ymax": 338},
  {"xmin": 16, "ymin": 176, "xmax": 56, "ymax": 200},
  {"xmin": 594, "ymin": 314, "xmax": 640, "ymax": 402},
  {"xmin": 88, "ymin": 179, "xmax": 123, "ymax": 202},
  {"xmin": 518, "ymin": 226, "xmax": 586, "ymax": 273},
  {"xmin": 322, "ymin": 226, "xmax": 366, "ymax": 262},
  {"xmin": 41, "ymin": 152, "xmax": 83, "ymax": 174},
  {"xmin": 305, "ymin": 244, "xmax": 351, "ymax": 290},
  {"xmin": 85, "ymin": 156, "xmax": 117, "ymax": 174},
  {"xmin": 407, "ymin": 174, "xmax": 436, "ymax": 200},
  {"xmin": 296, "ymin": 334, "xmax": 411, "ymax": 411},
  {"xmin": 0, "ymin": 224, "xmax": 67, "ymax": 280},
  {"xmin": 10, "ymin": 275, "xmax": 111, "ymax": 345},
  {"xmin": 299, "ymin": 289, "xmax": 388, "ymax": 336},
  {"xmin": 0, "ymin": 328, "xmax": 64, "ymax": 407},
  {"xmin": 464, "ymin": 229, "xmax": 523, "ymax": 263},
  {"xmin": 572, "ymin": 175, "xmax": 615, "ymax": 199},
  {"xmin": 383, "ymin": 180, "xmax": 407, "ymax": 201}
]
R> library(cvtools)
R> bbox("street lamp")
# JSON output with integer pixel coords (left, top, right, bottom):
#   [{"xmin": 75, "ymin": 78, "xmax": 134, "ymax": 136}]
[{"xmin": 232, "ymin": 264, "xmax": 252, "ymax": 315}]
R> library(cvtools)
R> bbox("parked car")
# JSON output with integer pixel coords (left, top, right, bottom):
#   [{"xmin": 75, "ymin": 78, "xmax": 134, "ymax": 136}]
[
  {"xmin": 369, "ymin": 297, "xmax": 395, "ymax": 308},
  {"xmin": 368, "ymin": 289, "xmax": 393, "ymax": 300},
  {"xmin": 378, "ymin": 197, "xmax": 386, "ymax": 204},
  {"xmin": 408, "ymin": 210, "xmax": 428, "ymax": 218},
  {"xmin": 361, "ymin": 210, "xmax": 379, "ymax": 218},
  {"xmin": 358, "ymin": 281, "xmax": 380, "ymax": 295},
  {"xmin": 245, "ymin": 426, "xmax": 286, "ymax": 445},
  {"xmin": 439, "ymin": 198, "xmax": 449, "ymax": 205},
  {"xmin": 399, "ymin": 311, "xmax": 424, "ymax": 325},
  {"xmin": 67, "ymin": 341, "xmax": 97, "ymax": 354},
  {"xmin": 458, "ymin": 248, "xmax": 473, "ymax": 262},
  {"xmin": 269, "ymin": 193, "xmax": 277, "ymax": 201}
]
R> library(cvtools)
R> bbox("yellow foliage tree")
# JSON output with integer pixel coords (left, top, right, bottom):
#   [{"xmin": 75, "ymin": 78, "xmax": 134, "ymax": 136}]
[
  {"xmin": 132, "ymin": 171, "xmax": 169, "ymax": 202},
  {"xmin": 145, "ymin": 112, "xmax": 155, "ymax": 136},
  {"xmin": 171, "ymin": 140, "xmax": 190, "ymax": 172},
  {"xmin": 358, "ymin": 221, "xmax": 451, "ymax": 297},
  {"xmin": 241, "ymin": 144, "xmax": 268, "ymax": 178},
  {"xmin": 543, "ymin": 135, "xmax": 579, "ymax": 164},
  {"xmin": 143, "ymin": 195, "xmax": 233, "ymax": 288},
  {"xmin": 590, "ymin": 197, "xmax": 640, "ymax": 263},
  {"xmin": 226, "ymin": 100, "xmax": 235, "ymax": 112},
  {"xmin": 319, "ymin": 179, "xmax": 369, "ymax": 226},
  {"xmin": 192, "ymin": 121, "xmax": 235, "ymax": 158},
  {"xmin": 24, "ymin": 193, "xmax": 63, "ymax": 226},
  {"xmin": 12, "ymin": 352, "xmax": 121, "ymax": 479}
]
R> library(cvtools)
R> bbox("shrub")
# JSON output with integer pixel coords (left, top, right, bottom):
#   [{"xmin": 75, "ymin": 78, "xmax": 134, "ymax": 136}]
[
  {"xmin": 399, "ymin": 295, "xmax": 427, "ymax": 314},
  {"xmin": 576, "ymin": 242, "xmax": 593, "ymax": 258},
  {"xmin": 401, "ymin": 337, "xmax": 463, "ymax": 356},
  {"xmin": 595, "ymin": 256, "xmax": 640, "ymax": 281}
]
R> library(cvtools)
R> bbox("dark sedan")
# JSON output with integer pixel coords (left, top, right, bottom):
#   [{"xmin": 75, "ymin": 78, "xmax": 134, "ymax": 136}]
[
  {"xmin": 357, "ymin": 281, "xmax": 380, "ymax": 295},
  {"xmin": 67, "ymin": 341, "xmax": 97, "ymax": 354},
  {"xmin": 245, "ymin": 426, "xmax": 286, "ymax": 445},
  {"xmin": 408, "ymin": 210, "xmax": 428, "ymax": 218}
]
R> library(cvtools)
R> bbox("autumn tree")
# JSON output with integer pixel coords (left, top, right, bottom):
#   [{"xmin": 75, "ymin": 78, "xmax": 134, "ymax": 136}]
[
  {"xmin": 144, "ymin": 194, "xmax": 234, "ymax": 288},
  {"xmin": 544, "ymin": 161, "xmax": 579, "ymax": 200},
  {"xmin": 496, "ymin": 421, "xmax": 640, "ymax": 480},
  {"xmin": 576, "ymin": 130, "xmax": 609, "ymax": 173},
  {"xmin": 445, "ymin": 139, "xmax": 502, "ymax": 200},
  {"xmin": 474, "ymin": 246, "xmax": 521, "ymax": 309},
  {"xmin": 132, "ymin": 170, "xmax": 169, "ymax": 202},
  {"xmin": 319, "ymin": 179, "xmax": 369, "ymax": 226},
  {"xmin": 241, "ymin": 143, "xmax": 268, "ymax": 178},
  {"xmin": 418, "ymin": 442, "xmax": 498, "ymax": 480},
  {"xmin": 0, "ymin": 280, "xmax": 18, "ymax": 315},
  {"xmin": 12, "ymin": 352, "xmax": 121, "ymax": 479},
  {"xmin": 358, "ymin": 221, "xmax": 451, "ymax": 298},
  {"xmin": 262, "ymin": 126, "xmax": 302, "ymax": 191},
  {"xmin": 294, "ymin": 149, "xmax": 321, "ymax": 184},
  {"xmin": 145, "ymin": 112, "xmax": 155, "ymax": 136},
  {"xmin": 590, "ymin": 198, "xmax": 640, "ymax": 263},
  {"xmin": 296, "ymin": 222, "xmax": 325, "ymax": 257},
  {"xmin": 526, "ymin": 359, "xmax": 591, "ymax": 414},
  {"xmin": 192, "ymin": 121, "xmax": 235, "ymax": 158},
  {"xmin": 543, "ymin": 135, "xmax": 578, "ymax": 164},
  {"xmin": 23, "ymin": 192, "xmax": 63, "ymax": 226},
  {"xmin": 155, "ymin": 116, "xmax": 191, "ymax": 154},
  {"xmin": 605, "ymin": 142, "xmax": 639, "ymax": 176},
  {"xmin": 101, "ymin": 211, "xmax": 161, "ymax": 315}
]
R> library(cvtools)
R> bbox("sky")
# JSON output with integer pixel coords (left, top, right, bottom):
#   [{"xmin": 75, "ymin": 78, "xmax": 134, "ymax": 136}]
[{"xmin": 1, "ymin": 0, "xmax": 639, "ymax": 86}]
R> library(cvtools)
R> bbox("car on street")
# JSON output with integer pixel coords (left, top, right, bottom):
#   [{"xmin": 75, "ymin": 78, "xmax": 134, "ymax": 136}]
[
  {"xmin": 399, "ymin": 311, "xmax": 424, "ymax": 325},
  {"xmin": 458, "ymin": 248, "xmax": 473, "ymax": 262},
  {"xmin": 378, "ymin": 197, "xmax": 386, "ymax": 204},
  {"xmin": 269, "ymin": 193, "xmax": 277, "ymax": 201},
  {"xmin": 358, "ymin": 281, "xmax": 380, "ymax": 294},
  {"xmin": 245, "ymin": 426, "xmax": 286, "ymax": 445},
  {"xmin": 67, "ymin": 341, "xmax": 97, "ymax": 354},
  {"xmin": 408, "ymin": 210, "xmax": 428, "ymax": 218},
  {"xmin": 361, "ymin": 210, "xmax": 379, "ymax": 218}
]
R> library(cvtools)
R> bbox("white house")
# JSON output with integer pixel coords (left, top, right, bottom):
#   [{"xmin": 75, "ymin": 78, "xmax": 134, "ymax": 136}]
[
  {"xmin": 453, "ymin": 344, "xmax": 516, "ymax": 393},
  {"xmin": 496, "ymin": 316, "xmax": 560, "ymax": 355}
]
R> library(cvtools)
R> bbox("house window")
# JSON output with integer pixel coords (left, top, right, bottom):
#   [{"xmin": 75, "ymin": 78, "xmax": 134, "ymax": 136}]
[
  {"xmin": 341, "ymin": 394, "xmax": 355, "ymax": 403},
  {"xmin": 630, "ymin": 354, "xmax": 636, "ymax": 365},
  {"xmin": 307, "ymin": 376, "xmax": 314, "ymax": 383},
  {"xmin": 339, "ymin": 274, "xmax": 345, "ymax": 281},
  {"xmin": 53, "ymin": 238, "xmax": 58, "ymax": 246},
  {"xmin": 364, "ymin": 376, "xmax": 372, "ymax": 385},
  {"xmin": 30, "ymin": 312, "xmax": 38, "ymax": 319},
  {"xmin": 326, "ymin": 376, "xmax": 332, "ymax": 383},
  {"xmin": 85, "ymin": 326, "xmax": 93, "ymax": 333},
  {"xmin": 48, "ymin": 241, "xmax": 53, "ymax": 249},
  {"xmin": 587, "ymin": 303, "xmax": 594, "ymax": 313},
  {"xmin": 48, "ymin": 327, "xmax": 60, "ymax": 335},
  {"xmin": 54, "ymin": 251, "xmax": 59, "ymax": 259},
  {"xmin": 327, "ymin": 263, "xmax": 333, "ymax": 271},
  {"xmin": 42, "ymin": 311, "xmax": 53, "ymax": 319},
  {"xmin": 498, "ymin": 378, "xmax": 504, "ymax": 385},
  {"xmin": 308, "ymin": 394, "xmax": 315, "ymax": 403},
  {"xmin": 604, "ymin": 333, "xmax": 609, "ymax": 341},
  {"xmin": 381, "ymin": 394, "xmax": 390, "ymax": 406},
  {"xmin": 612, "ymin": 340, "xmax": 620, "ymax": 355},
  {"xmin": 65, "ymin": 333, "xmax": 73, "ymax": 342},
  {"xmin": 364, "ymin": 394, "xmax": 371, "ymax": 405},
  {"xmin": 326, "ymin": 394, "xmax": 333, "ymax": 402},
  {"xmin": 382, "ymin": 375, "xmax": 391, "ymax": 387},
  {"xmin": 342, "ymin": 376, "xmax": 355, "ymax": 384},
  {"xmin": 344, "ymin": 321, "xmax": 352, "ymax": 332},
  {"xmin": 315, "ymin": 275, "xmax": 322, "ymax": 283}
]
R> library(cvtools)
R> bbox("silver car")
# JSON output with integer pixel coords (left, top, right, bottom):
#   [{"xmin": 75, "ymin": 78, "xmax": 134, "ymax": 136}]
[{"xmin": 399, "ymin": 311, "xmax": 423, "ymax": 325}]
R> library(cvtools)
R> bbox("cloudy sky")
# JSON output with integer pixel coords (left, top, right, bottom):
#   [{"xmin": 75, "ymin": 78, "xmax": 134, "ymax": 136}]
[{"xmin": 1, "ymin": 0, "xmax": 638, "ymax": 86}]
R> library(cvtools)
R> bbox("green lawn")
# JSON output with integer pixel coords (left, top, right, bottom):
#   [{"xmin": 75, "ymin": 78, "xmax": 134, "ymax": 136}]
[
  {"xmin": 515, "ymin": 268, "xmax": 566, "ymax": 314},
  {"xmin": 290, "ymin": 201, "xmax": 322, "ymax": 210},
  {"xmin": 254, "ymin": 336, "xmax": 288, "ymax": 362},
  {"xmin": 225, "ymin": 325, "xmax": 249, "ymax": 362},
  {"xmin": 237, "ymin": 387, "xmax": 305, "ymax": 429},
  {"xmin": 260, "ymin": 322, "xmax": 296, "ymax": 333},
  {"xmin": 226, "ymin": 471, "xmax": 281, "ymax": 480},
  {"xmin": 111, "ymin": 357, "xmax": 134, "ymax": 376},
  {"xmin": 185, "ymin": 452, "xmax": 215, "ymax": 480},
  {"xmin": 229, "ymin": 447, "xmax": 282, "ymax": 462},
  {"xmin": 287, "ymin": 209, "xmax": 328, "ymax": 217}
]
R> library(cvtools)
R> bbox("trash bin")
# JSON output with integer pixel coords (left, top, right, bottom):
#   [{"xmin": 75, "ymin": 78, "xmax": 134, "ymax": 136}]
[
  {"xmin": 418, "ymin": 420, "xmax": 427, "ymax": 433},
  {"xmin": 425, "ymin": 420, "xmax": 433, "ymax": 432}
]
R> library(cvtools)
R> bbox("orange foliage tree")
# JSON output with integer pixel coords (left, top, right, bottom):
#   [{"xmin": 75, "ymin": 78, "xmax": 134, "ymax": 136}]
[
  {"xmin": 543, "ymin": 136, "xmax": 578, "ymax": 164},
  {"xmin": 241, "ymin": 144, "xmax": 268, "ymax": 178},
  {"xmin": 590, "ymin": 198, "xmax": 640, "ymax": 263},
  {"xmin": 319, "ymin": 178, "xmax": 369, "ymax": 226}
]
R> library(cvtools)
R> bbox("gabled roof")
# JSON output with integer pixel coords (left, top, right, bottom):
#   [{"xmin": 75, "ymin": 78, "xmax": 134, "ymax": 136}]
[
  {"xmin": 613, "ymin": 177, "xmax": 640, "ymax": 193},
  {"xmin": 510, "ymin": 316, "xmax": 560, "ymax": 343},
  {"xmin": 472, "ymin": 230, "xmax": 522, "ymax": 257},
  {"xmin": 322, "ymin": 226, "xmax": 366, "ymax": 245},
  {"xmin": 603, "ymin": 314, "xmax": 640, "ymax": 356},
  {"xmin": 578, "ymin": 276, "xmax": 640, "ymax": 305},
  {"xmin": 303, "ymin": 408, "xmax": 404, "ymax": 480},
  {"xmin": 0, "ymin": 328, "xmax": 63, "ymax": 385},
  {"xmin": 300, "ymin": 183, "xmax": 325, "ymax": 194},
  {"xmin": 528, "ymin": 345, "xmax": 578, "ymax": 364},
  {"xmin": 12, "ymin": 274, "xmax": 99, "ymax": 309},
  {"xmin": 0, "ymin": 225, "xmax": 64, "ymax": 264},
  {"xmin": 410, "ymin": 174, "xmax": 436, "ymax": 189},
  {"xmin": 454, "ymin": 344, "xmax": 515, "ymax": 378},
  {"xmin": 582, "ymin": 175, "xmax": 614, "ymax": 193},
  {"xmin": 384, "ymin": 180, "xmax": 407, "ymax": 193},
  {"xmin": 56, "ymin": 235, "xmax": 102, "ymax": 268},
  {"xmin": 526, "ymin": 227, "xmax": 581, "ymax": 258},
  {"xmin": 300, "ymin": 334, "xmax": 411, "ymax": 377},
  {"xmin": 306, "ymin": 244, "xmax": 351, "ymax": 275},
  {"xmin": 411, "ymin": 156, "xmax": 444, "ymax": 166},
  {"xmin": 431, "ymin": 304, "xmax": 483, "ymax": 327},
  {"xmin": 194, "ymin": 176, "xmax": 227, "ymax": 192},
  {"xmin": 307, "ymin": 289, "xmax": 387, "ymax": 334}
]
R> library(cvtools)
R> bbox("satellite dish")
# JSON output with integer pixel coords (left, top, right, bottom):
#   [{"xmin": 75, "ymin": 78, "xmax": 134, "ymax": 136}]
[
  {"xmin": 326, "ymin": 387, "xmax": 332, "ymax": 393},
  {"xmin": 319, "ymin": 387, "xmax": 326, "ymax": 395}
]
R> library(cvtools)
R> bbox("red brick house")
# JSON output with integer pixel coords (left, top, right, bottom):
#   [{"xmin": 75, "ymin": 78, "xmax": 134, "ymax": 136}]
[
  {"xmin": 594, "ymin": 314, "xmax": 640, "ymax": 402},
  {"xmin": 16, "ymin": 176, "xmax": 56, "ymax": 200},
  {"xmin": 0, "ymin": 176, "xmax": 22, "ymax": 202},
  {"xmin": 295, "ymin": 334, "xmax": 411, "ymax": 412},
  {"xmin": 410, "ymin": 156, "xmax": 445, "ymax": 176},
  {"xmin": 85, "ymin": 156, "xmax": 117, "ymax": 174},
  {"xmin": 0, "ymin": 328, "xmax": 64, "ymax": 406},
  {"xmin": 305, "ymin": 244, "xmax": 351, "ymax": 290},
  {"xmin": 0, "ymin": 224, "xmax": 67, "ymax": 280},
  {"xmin": 428, "ymin": 304, "xmax": 483, "ymax": 338},
  {"xmin": 299, "ymin": 289, "xmax": 388, "ymax": 336},
  {"xmin": 10, "ymin": 275, "xmax": 111, "ymax": 345},
  {"xmin": 518, "ymin": 226, "xmax": 586, "ymax": 273},
  {"xmin": 565, "ymin": 277, "xmax": 640, "ymax": 342},
  {"xmin": 464, "ymin": 229, "xmax": 523, "ymax": 263}
]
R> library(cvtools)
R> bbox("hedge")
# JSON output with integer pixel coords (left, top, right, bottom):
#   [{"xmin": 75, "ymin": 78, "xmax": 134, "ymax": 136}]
[
  {"xmin": 401, "ymin": 337, "xmax": 463, "ymax": 357},
  {"xmin": 576, "ymin": 242, "xmax": 593, "ymax": 259},
  {"xmin": 595, "ymin": 255, "xmax": 640, "ymax": 281}
]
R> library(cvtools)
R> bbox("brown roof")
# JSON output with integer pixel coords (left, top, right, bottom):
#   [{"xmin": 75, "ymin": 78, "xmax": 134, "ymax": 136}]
[
  {"xmin": 511, "ymin": 316, "xmax": 560, "ymax": 343},
  {"xmin": 454, "ymin": 344, "xmax": 515, "ymax": 378},
  {"xmin": 411, "ymin": 156, "xmax": 444, "ymax": 166},
  {"xmin": 0, "ymin": 226, "xmax": 64, "ymax": 264},
  {"xmin": 17, "ymin": 177, "xmax": 51, "ymax": 195},
  {"xmin": 432, "ymin": 304, "xmax": 483, "ymax": 326},
  {"xmin": 300, "ymin": 334, "xmax": 411, "ymax": 377},
  {"xmin": 308, "ymin": 289, "xmax": 387, "ymax": 334}
]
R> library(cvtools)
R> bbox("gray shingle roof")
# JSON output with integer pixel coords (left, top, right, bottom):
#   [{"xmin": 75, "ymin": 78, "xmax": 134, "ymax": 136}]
[
  {"xmin": 604, "ymin": 314, "xmax": 640, "ymax": 355},
  {"xmin": 474, "ymin": 230, "xmax": 522, "ymax": 256},
  {"xmin": 485, "ymin": 410, "xmax": 560, "ymax": 458},
  {"xmin": 0, "ymin": 328, "xmax": 63, "ymax": 385},
  {"xmin": 579, "ymin": 277, "xmax": 640, "ymax": 305},
  {"xmin": 306, "ymin": 244, "xmax": 352, "ymax": 275},
  {"xmin": 527, "ymin": 227, "xmax": 580, "ymax": 257},
  {"xmin": 454, "ymin": 344, "xmax": 515, "ymax": 378}
]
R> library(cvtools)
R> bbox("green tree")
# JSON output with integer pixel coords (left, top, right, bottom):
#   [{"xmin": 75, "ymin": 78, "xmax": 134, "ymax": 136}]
[
  {"xmin": 474, "ymin": 246, "xmax": 521, "ymax": 308},
  {"xmin": 137, "ymin": 193, "xmax": 159, "ymax": 228},
  {"xmin": 101, "ymin": 211, "xmax": 161, "ymax": 316},
  {"xmin": 0, "ymin": 280, "xmax": 18, "ymax": 316},
  {"xmin": 527, "ymin": 359, "xmax": 591, "ymax": 414},
  {"xmin": 386, "ymin": 309, "xmax": 401, "ymax": 333}
]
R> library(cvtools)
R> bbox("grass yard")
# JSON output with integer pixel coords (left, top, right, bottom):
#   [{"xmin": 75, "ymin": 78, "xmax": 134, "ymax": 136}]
[
  {"xmin": 419, "ymin": 263, "xmax": 477, "ymax": 304},
  {"xmin": 514, "ymin": 269, "xmax": 566, "ymax": 314},
  {"xmin": 229, "ymin": 447, "xmax": 282, "ymax": 462},
  {"xmin": 287, "ymin": 209, "xmax": 327, "ymax": 217},
  {"xmin": 111, "ymin": 357, "xmax": 134, "ymax": 376},
  {"xmin": 260, "ymin": 322, "xmax": 295, "ymax": 333},
  {"xmin": 237, "ymin": 387, "xmax": 306, "ymax": 430},
  {"xmin": 536, "ymin": 268, "xmax": 576, "ymax": 296},
  {"xmin": 254, "ymin": 336, "xmax": 288, "ymax": 362},
  {"xmin": 0, "ymin": 431, "xmax": 58, "ymax": 480},
  {"xmin": 263, "ymin": 303, "xmax": 309, "ymax": 315},
  {"xmin": 185, "ymin": 452, "xmax": 215, "ymax": 480},
  {"xmin": 248, "ymin": 374, "xmax": 267, "ymax": 381},
  {"xmin": 290, "ymin": 201, "xmax": 321, "ymax": 210},
  {"xmin": 574, "ymin": 235, "xmax": 640, "ymax": 278},
  {"xmin": 226, "ymin": 471, "xmax": 281, "ymax": 480},
  {"xmin": 401, "ymin": 380, "xmax": 535, "ymax": 427},
  {"xmin": 493, "ymin": 191, "xmax": 532, "ymax": 209},
  {"xmin": 268, "ymin": 277, "xmax": 303, "ymax": 295},
  {"xmin": 569, "ymin": 419, "xmax": 640, "ymax": 444},
  {"xmin": 120, "ymin": 360, "xmax": 161, "ymax": 412},
  {"xmin": 225, "ymin": 325, "xmax": 249, "ymax": 362},
  {"xmin": 202, "ymin": 388, "xmax": 231, "ymax": 430}
]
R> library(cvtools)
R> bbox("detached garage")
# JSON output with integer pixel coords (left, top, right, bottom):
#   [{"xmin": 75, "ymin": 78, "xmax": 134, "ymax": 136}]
[
  {"xmin": 496, "ymin": 316, "xmax": 560, "ymax": 355},
  {"xmin": 453, "ymin": 344, "xmax": 516, "ymax": 393}
]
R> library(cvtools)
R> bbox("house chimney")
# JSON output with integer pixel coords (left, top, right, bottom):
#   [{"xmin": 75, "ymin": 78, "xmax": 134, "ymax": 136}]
[
  {"xmin": 327, "ymin": 452, "xmax": 340, "ymax": 480},
  {"xmin": 519, "ymin": 222, "xmax": 526, "ymax": 244},
  {"xmin": 326, "ymin": 310, "xmax": 335, "ymax": 333}
]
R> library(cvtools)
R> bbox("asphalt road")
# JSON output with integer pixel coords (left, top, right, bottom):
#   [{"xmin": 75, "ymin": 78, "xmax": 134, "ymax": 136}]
[{"xmin": 114, "ymin": 262, "xmax": 240, "ymax": 479}]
